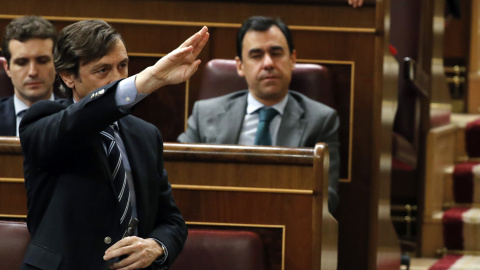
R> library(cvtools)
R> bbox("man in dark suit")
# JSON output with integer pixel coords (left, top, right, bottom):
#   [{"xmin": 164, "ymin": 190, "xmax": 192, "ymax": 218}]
[
  {"xmin": 0, "ymin": 16, "xmax": 57, "ymax": 136},
  {"xmin": 19, "ymin": 20, "xmax": 209, "ymax": 269},
  {"xmin": 177, "ymin": 16, "xmax": 340, "ymax": 213}
]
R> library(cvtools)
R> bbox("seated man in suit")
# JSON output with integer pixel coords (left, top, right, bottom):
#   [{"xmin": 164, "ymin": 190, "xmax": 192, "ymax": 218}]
[
  {"xmin": 0, "ymin": 16, "xmax": 57, "ymax": 136},
  {"xmin": 19, "ymin": 20, "xmax": 209, "ymax": 269},
  {"xmin": 177, "ymin": 16, "xmax": 340, "ymax": 214}
]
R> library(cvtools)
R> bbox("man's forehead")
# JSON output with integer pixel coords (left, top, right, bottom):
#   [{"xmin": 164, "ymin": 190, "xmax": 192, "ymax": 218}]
[
  {"xmin": 8, "ymin": 38, "xmax": 54, "ymax": 57},
  {"xmin": 80, "ymin": 39, "xmax": 128, "ymax": 67},
  {"xmin": 243, "ymin": 26, "xmax": 288, "ymax": 50}
]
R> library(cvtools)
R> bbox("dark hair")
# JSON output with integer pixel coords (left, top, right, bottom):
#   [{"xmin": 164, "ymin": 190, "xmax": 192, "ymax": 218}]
[
  {"xmin": 236, "ymin": 16, "xmax": 294, "ymax": 60},
  {"xmin": 54, "ymin": 20, "xmax": 123, "ymax": 97},
  {"xmin": 2, "ymin": 16, "xmax": 57, "ymax": 65}
]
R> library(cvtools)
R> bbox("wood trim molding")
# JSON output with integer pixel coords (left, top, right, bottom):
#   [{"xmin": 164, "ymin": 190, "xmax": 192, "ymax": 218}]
[
  {"xmin": 0, "ymin": 14, "xmax": 376, "ymax": 34},
  {"xmin": 172, "ymin": 184, "xmax": 314, "ymax": 194}
]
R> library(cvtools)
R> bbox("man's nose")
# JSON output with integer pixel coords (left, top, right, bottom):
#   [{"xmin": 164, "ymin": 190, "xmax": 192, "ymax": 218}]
[
  {"xmin": 108, "ymin": 68, "xmax": 127, "ymax": 84},
  {"xmin": 262, "ymin": 54, "xmax": 274, "ymax": 69},
  {"xmin": 28, "ymin": 62, "xmax": 38, "ymax": 77}
]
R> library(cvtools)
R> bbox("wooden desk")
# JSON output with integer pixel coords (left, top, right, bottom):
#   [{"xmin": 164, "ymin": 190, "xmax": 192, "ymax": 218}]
[{"xmin": 0, "ymin": 138, "xmax": 337, "ymax": 270}]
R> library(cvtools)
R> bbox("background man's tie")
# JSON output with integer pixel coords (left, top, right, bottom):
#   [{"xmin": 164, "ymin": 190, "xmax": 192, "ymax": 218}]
[
  {"xmin": 100, "ymin": 125, "xmax": 132, "ymax": 234},
  {"xmin": 254, "ymin": 107, "xmax": 278, "ymax": 146}
]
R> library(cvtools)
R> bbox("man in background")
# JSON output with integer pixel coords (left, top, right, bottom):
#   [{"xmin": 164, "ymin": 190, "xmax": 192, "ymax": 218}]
[
  {"xmin": 177, "ymin": 16, "xmax": 340, "ymax": 213},
  {"xmin": 0, "ymin": 16, "xmax": 57, "ymax": 136}
]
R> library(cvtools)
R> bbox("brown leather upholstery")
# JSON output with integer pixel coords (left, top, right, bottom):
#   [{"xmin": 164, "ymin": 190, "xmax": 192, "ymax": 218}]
[
  {"xmin": 198, "ymin": 59, "xmax": 336, "ymax": 110},
  {"xmin": 0, "ymin": 57, "xmax": 15, "ymax": 98},
  {"xmin": 0, "ymin": 221, "xmax": 267, "ymax": 270},
  {"xmin": 171, "ymin": 229, "xmax": 267, "ymax": 270},
  {"xmin": 0, "ymin": 221, "xmax": 30, "ymax": 270}
]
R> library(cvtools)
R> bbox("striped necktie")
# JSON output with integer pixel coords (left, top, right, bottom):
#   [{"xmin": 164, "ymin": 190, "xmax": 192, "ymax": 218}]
[
  {"xmin": 254, "ymin": 107, "xmax": 278, "ymax": 146},
  {"xmin": 100, "ymin": 125, "xmax": 132, "ymax": 233}
]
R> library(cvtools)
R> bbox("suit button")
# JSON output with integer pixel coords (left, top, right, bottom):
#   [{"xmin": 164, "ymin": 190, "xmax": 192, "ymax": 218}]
[{"xmin": 104, "ymin": 237, "xmax": 112, "ymax": 244}]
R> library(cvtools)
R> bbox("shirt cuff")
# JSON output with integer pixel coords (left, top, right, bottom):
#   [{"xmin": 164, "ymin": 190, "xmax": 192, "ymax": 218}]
[
  {"xmin": 115, "ymin": 75, "xmax": 148, "ymax": 110},
  {"xmin": 150, "ymin": 238, "xmax": 168, "ymax": 265}
]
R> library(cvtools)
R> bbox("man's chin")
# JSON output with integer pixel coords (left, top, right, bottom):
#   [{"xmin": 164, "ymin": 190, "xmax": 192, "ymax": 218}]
[{"xmin": 23, "ymin": 89, "xmax": 52, "ymax": 100}]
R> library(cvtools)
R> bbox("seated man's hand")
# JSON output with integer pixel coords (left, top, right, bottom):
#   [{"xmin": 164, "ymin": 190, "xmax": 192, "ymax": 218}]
[
  {"xmin": 136, "ymin": 26, "xmax": 209, "ymax": 94},
  {"xmin": 104, "ymin": 236, "xmax": 164, "ymax": 270}
]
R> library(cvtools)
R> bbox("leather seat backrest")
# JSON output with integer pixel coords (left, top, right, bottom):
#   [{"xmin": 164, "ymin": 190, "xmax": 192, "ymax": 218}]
[
  {"xmin": 198, "ymin": 59, "xmax": 336, "ymax": 110},
  {"xmin": 0, "ymin": 221, "xmax": 30, "ymax": 270},
  {"xmin": 171, "ymin": 229, "xmax": 267, "ymax": 270}
]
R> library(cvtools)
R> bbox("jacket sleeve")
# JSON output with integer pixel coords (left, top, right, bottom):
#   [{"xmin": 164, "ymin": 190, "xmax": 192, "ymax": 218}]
[{"xmin": 19, "ymin": 81, "xmax": 126, "ymax": 167}]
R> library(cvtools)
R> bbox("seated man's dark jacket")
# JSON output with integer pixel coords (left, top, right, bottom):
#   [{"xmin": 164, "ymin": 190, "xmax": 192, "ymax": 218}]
[
  {"xmin": 19, "ymin": 81, "xmax": 187, "ymax": 270},
  {"xmin": 178, "ymin": 90, "xmax": 340, "ymax": 213},
  {"xmin": 0, "ymin": 95, "xmax": 61, "ymax": 136}
]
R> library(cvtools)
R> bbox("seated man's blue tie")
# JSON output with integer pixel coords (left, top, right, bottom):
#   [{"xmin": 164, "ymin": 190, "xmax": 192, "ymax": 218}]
[
  {"xmin": 254, "ymin": 107, "xmax": 278, "ymax": 146},
  {"xmin": 100, "ymin": 125, "xmax": 133, "ymax": 236}
]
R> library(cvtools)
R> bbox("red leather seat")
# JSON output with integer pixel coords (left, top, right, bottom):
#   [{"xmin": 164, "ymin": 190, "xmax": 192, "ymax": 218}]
[
  {"xmin": 465, "ymin": 118, "xmax": 480, "ymax": 158},
  {"xmin": 198, "ymin": 59, "xmax": 336, "ymax": 110},
  {"xmin": 0, "ymin": 221, "xmax": 30, "ymax": 270},
  {"xmin": 171, "ymin": 229, "xmax": 267, "ymax": 270},
  {"xmin": 0, "ymin": 221, "xmax": 268, "ymax": 270}
]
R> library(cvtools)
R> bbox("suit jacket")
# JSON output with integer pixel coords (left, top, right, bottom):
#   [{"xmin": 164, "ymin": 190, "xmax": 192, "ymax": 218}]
[
  {"xmin": 19, "ymin": 81, "xmax": 187, "ymax": 270},
  {"xmin": 177, "ymin": 90, "xmax": 340, "ymax": 212},
  {"xmin": 0, "ymin": 95, "xmax": 63, "ymax": 136},
  {"xmin": 0, "ymin": 96, "xmax": 16, "ymax": 136}
]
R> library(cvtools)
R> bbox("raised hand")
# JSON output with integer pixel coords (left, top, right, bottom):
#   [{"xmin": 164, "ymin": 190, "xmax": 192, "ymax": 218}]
[{"xmin": 135, "ymin": 26, "xmax": 209, "ymax": 94}]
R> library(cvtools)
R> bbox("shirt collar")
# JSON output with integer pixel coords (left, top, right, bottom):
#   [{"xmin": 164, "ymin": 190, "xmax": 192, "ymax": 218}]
[
  {"xmin": 246, "ymin": 91, "xmax": 289, "ymax": 115},
  {"xmin": 14, "ymin": 93, "xmax": 54, "ymax": 116}
]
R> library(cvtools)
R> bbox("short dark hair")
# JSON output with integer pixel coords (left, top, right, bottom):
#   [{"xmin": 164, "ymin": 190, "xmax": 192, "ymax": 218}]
[
  {"xmin": 236, "ymin": 16, "xmax": 294, "ymax": 60},
  {"xmin": 2, "ymin": 16, "xmax": 57, "ymax": 65},
  {"xmin": 54, "ymin": 20, "xmax": 123, "ymax": 97}
]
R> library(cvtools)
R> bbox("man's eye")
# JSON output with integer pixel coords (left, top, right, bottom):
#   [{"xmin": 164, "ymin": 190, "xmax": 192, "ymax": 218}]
[
  {"xmin": 271, "ymin": 52, "xmax": 283, "ymax": 56},
  {"xmin": 37, "ymin": 57, "xmax": 51, "ymax": 64},
  {"xmin": 14, "ymin": 60, "xmax": 28, "ymax": 66}
]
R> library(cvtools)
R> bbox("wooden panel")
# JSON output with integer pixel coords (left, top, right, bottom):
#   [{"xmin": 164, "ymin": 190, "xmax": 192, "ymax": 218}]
[
  {"xmin": 0, "ymin": 0, "xmax": 376, "ymax": 28},
  {"xmin": 468, "ymin": 0, "xmax": 480, "ymax": 113},
  {"xmin": 423, "ymin": 124, "xmax": 456, "ymax": 219},
  {"xmin": 0, "ymin": 1, "xmax": 397, "ymax": 269},
  {"xmin": 420, "ymin": 219, "xmax": 444, "ymax": 257},
  {"xmin": 0, "ymin": 138, "xmax": 338, "ymax": 270},
  {"xmin": 0, "ymin": 137, "xmax": 26, "ymax": 218},
  {"xmin": 421, "ymin": 124, "xmax": 457, "ymax": 256}
]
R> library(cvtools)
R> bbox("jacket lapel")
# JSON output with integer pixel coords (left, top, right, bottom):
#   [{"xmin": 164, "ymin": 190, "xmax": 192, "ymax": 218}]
[
  {"xmin": 215, "ymin": 95, "xmax": 247, "ymax": 144},
  {"xmin": 277, "ymin": 94, "xmax": 306, "ymax": 147}
]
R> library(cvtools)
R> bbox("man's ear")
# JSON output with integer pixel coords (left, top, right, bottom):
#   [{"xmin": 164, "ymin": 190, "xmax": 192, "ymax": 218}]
[
  {"xmin": 58, "ymin": 71, "xmax": 76, "ymax": 89},
  {"xmin": 290, "ymin": 49, "xmax": 297, "ymax": 70},
  {"xmin": 3, "ymin": 59, "xmax": 11, "ymax": 78},
  {"xmin": 235, "ymin": 56, "xmax": 245, "ymax": 77}
]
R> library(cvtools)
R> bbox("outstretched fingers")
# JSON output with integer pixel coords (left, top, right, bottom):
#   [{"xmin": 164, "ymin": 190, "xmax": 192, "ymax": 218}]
[
  {"xmin": 178, "ymin": 26, "xmax": 209, "ymax": 50},
  {"xmin": 183, "ymin": 59, "xmax": 202, "ymax": 80},
  {"xmin": 192, "ymin": 31, "xmax": 210, "ymax": 58}
]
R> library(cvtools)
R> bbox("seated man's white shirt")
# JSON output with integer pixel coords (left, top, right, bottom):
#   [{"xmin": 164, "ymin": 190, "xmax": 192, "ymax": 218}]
[{"xmin": 14, "ymin": 93, "xmax": 54, "ymax": 136}]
